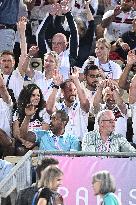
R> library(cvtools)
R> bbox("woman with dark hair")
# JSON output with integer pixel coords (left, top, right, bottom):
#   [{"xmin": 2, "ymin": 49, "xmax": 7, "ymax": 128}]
[
  {"xmin": 92, "ymin": 170, "xmax": 122, "ymax": 205},
  {"xmin": 13, "ymin": 84, "xmax": 50, "ymax": 155}
]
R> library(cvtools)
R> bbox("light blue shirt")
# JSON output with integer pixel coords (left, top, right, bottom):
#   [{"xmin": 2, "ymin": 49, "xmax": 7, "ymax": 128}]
[
  {"xmin": 103, "ymin": 193, "xmax": 121, "ymax": 205},
  {"xmin": 35, "ymin": 130, "xmax": 80, "ymax": 151}
]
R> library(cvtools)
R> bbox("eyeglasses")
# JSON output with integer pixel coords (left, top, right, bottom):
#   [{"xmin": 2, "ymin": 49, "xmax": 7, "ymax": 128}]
[
  {"xmin": 102, "ymin": 119, "xmax": 117, "ymax": 123},
  {"xmin": 87, "ymin": 74, "xmax": 101, "ymax": 78}
]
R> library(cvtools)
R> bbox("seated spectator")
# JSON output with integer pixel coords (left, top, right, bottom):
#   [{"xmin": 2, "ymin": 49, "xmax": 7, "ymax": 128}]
[
  {"xmin": 19, "ymin": 109, "xmax": 80, "ymax": 151},
  {"xmin": 93, "ymin": 79, "xmax": 127, "ymax": 137},
  {"xmin": 119, "ymin": 50, "xmax": 136, "ymax": 91},
  {"xmin": 81, "ymin": 38, "xmax": 122, "ymax": 81},
  {"xmin": 46, "ymin": 68, "xmax": 90, "ymax": 141},
  {"xmin": 81, "ymin": 64, "xmax": 102, "ymax": 131},
  {"xmin": 13, "ymin": 84, "xmax": 50, "ymax": 155},
  {"xmin": 112, "ymin": 16, "xmax": 136, "ymax": 61},
  {"xmin": 36, "ymin": 2, "xmax": 78, "ymax": 80},
  {"xmin": 74, "ymin": 0, "xmax": 95, "ymax": 67},
  {"xmin": 82, "ymin": 109, "xmax": 136, "ymax": 153},
  {"xmin": 16, "ymin": 157, "xmax": 59, "ymax": 205},
  {"xmin": 101, "ymin": 0, "xmax": 136, "ymax": 44}
]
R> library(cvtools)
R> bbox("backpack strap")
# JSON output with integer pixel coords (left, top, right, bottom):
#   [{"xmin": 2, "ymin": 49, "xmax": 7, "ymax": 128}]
[{"xmin": 6, "ymin": 72, "xmax": 12, "ymax": 88}]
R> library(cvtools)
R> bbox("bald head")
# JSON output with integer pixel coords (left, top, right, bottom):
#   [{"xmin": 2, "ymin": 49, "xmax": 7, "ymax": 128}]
[{"xmin": 52, "ymin": 33, "xmax": 68, "ymax": 54}]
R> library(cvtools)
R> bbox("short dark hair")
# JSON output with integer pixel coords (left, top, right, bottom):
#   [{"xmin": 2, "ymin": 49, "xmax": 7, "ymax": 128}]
[
  {"xmin": 55, "ymin": 110, "xmax": 69, "ymax": 124},
  {"xmin": 36, "ymin": 157, "xmax": 59, "ymax": 179},
  {"xmin": 1, "ymin": 50, "xmax": 15, "ymax": 59},
  {"xmin": 84, "ymin": 64, "xmax": 99, "ymax": 75},
  {"xmin": 60, "ymin": 79, "xmax": 74, "ymax": 90}
]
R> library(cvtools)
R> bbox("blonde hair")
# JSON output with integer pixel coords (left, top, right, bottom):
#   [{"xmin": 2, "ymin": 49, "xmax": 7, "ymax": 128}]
[
  {"xmin": 39, "ymin": 165, "xmax": 63, "ymax": 188},
  {"xmin": 44, "ymin": 51, "xmax": 60, "ymax": 68},
  {"xmin": 96, "ymin": 38, "xmax": 111, "ymax": 50}
]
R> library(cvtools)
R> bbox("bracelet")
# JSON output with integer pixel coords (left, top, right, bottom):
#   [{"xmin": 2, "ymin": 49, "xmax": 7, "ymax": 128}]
[
  {"xmin": 52, "ymin": 84, "xmax": 59, "ymax": 89},
  {"xmin": 26, "ymin": 54, "xmax": 33, "ymax": 59}
]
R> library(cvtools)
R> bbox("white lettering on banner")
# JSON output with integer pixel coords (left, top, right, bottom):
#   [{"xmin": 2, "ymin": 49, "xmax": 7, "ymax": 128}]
[
  {"xmin": 76, "ymin": 187, "xmax": 88, "ymax": 205},
  {"xmin": 58, "ymin": 187, "xmax": 69, "ymax": 198},
  {"xmin": 129, "ymin": 189, "xmax": 136, "ymax": 205}
]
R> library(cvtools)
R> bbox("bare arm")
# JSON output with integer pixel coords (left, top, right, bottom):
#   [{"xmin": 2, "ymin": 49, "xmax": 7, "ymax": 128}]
[
  {"xmin": 129, "ymin": 74, "xmax": 136, "ymax": 104},
  {"xmin": 101, "ymin": 5, "xmax": 122, "ymax": 28},
  {"xmin": 37, "ymin": 198, "xmax": 47, "ymax": 205},
  {"xmin": 0, "ymin": 74, "xmax": 11, "ymax": 104},
  {"xmin": 70, "ymin": 67, "xmax": 90, "ymax": 113},
  {"xmin": 119, "ymin": 50, "xmax": 136, "ymax": 91},
  {"xmin": 93, "ymin": 80, "xmax": 106, "ymax": 114},
  {"xmin": 17, "ymin": 17, "xmax": 28, "ymax": 76}
]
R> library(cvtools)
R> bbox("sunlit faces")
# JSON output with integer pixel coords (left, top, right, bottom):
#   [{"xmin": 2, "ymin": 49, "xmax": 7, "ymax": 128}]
[
  {"xmin": 63, "ymin": 82, "xmax": 77, "ymax": 103},
  {"xmin": 95, "ymin": 43, "xmax": 110, "ymax": 60},
  {"xmin": 92, "ymin": 180, "xmax": 101, "ymax": 196},
  {"xmin": 99, "ymin": 111, "xmax": 116, "ymax": 134},
  {"xmin": 44, "ymin": 54, "xmax": 58, "ymax": 75},
  {"xmin": 30, "ymin": 89, "xmax": 41, "ymax": 106},
  {"xmin": 102, "ymin": 87, "xmax": 115, "ymax": 106},
  {"xmin": 49, "ymin": 175, "xmax": 63, "ymax": 191},
  {"xmin": 52, "ymin": 34, "xmax": 68, "ymax": 54},
  {"xmin": 86, "ymin": 69, "xmax": 100, "ymax": 89},
  {"xmin": 0, "ymin": 54, "xmax": 15, "ymax": 75}
]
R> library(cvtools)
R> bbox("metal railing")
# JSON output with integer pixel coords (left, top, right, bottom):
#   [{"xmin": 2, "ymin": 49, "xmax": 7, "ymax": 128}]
[{"xmin": 0, "ymin": 150, "xmax": 136, "ymax": 203}]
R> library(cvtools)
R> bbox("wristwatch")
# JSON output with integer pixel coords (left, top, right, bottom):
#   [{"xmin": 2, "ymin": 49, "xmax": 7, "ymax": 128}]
[{"xmin": 52, "ymin": 84, "xmax": 59, "ymax": 89}]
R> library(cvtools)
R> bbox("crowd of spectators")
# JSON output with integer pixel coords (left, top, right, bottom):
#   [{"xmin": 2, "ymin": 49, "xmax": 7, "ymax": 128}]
[{"xmin": 0, "ymin": 0, "xmax": 136, "ymax": 157}]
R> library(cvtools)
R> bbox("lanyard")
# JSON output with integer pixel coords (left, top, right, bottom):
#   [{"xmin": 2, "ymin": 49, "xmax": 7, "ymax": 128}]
[{"xmin": 98, "ymin": 61, "xmax": 113, "ymax": 79}]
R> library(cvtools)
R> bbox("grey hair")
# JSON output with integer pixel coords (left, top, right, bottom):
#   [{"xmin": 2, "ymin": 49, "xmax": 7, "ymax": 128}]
[
  {"xmin": 96, "ymin": 110, "xmax": 113, "ymax": 125},
  {"xmin": 92, "ymin": 170, "xmax": 116, "ymax": 194},
  {"xmin": 39, "ymin": 165, "xmax": 63, "ymax": 188}
]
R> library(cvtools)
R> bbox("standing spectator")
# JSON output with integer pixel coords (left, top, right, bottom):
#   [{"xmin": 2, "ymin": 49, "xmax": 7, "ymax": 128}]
[
  {"xmin": 0, "ymin": 0, "xmax": 20, "ymax": 52},
  {"xmin": 0, "ymin": 17, "xmax": 28, "ymax": 101},
  {"xmin": 13, "ymin": 84, "xmax": 50, "ymax": 155},
  {"xmin": 82, "ymin": 109, "xmax": 135, "ymax": 153},
  {"xmin": 36, "ymin": 2, "xmax": 78, "ymax": 80},
  {"xmin": 81, "ymin": 63, "xmax": 102, "ymax": 131},
  {"xmin": 112, "ymin": 16, "xmax": 136, "ymax": 61},
  {"xmin": 0, "ymin": 73, "xmax": 14, "ymax": 155},
  {"xmin": 16, "ymin": 157, "xmax": 59, "ymax": 205},
  {"xmin": 119, "ymin": 50, "xmax": 136, "ymax": 91},
  {"xmin": 81, "ymin": 38, "xmax": 122, "ymax": 80},
  {"xmin": 46, "ymin": 68, "xmax": 90, "ymax": 141},
  {"xmin": 92, "ymin": 170, "xmax": 122, "ymax": 205},
  {"xmin": 74, "ymin": 0, "xmax": 95, "ymax": 67},
  {"xmin": 37, "ymin": 166, "xmax": 64, "ymax": 205},
  {"xmin": 101, "ymin": 0, "xmax": 136, "ymax": 43}
]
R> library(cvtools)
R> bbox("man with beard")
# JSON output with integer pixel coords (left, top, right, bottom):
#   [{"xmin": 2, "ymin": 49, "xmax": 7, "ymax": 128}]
[
  {"xmin": 46, "ymin": 68, "xmax": 90, "ymax": 142},
  {"xmin": 81, "ymin": 63, "xmax": 102, "ymax": 131},
  {"xmin": 82, "ymin": 109, "xmax": 135, "ymax": 153},
  {"xmin": 93, "ymin": 79, "xmax": 127, "ymax": 137},
  {"xmin": 19, "ymin": 109, "xmax": 80, "ymax": 151},
  {"xmin": 101, "ymin": 0, "xmax": 136, "ymax": 43}
]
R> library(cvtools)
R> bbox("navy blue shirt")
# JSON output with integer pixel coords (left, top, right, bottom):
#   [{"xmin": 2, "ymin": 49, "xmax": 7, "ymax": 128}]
[{"xmin": 0, "ymin": 0, "xmax": 20, "ymax": 24}]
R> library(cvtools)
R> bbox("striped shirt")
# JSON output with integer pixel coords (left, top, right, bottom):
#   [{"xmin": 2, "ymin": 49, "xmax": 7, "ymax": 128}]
[{"xmin": 82, "ymin": 130, "xmax": 136, "ymax": 154}]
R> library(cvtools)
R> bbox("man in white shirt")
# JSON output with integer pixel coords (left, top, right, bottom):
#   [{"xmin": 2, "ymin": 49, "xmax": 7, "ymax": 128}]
[{"xmin": 102, "ymin": 0, "xmax": 136, "ymax": 43}]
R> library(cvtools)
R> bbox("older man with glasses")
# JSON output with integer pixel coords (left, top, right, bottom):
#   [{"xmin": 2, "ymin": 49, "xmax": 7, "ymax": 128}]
[{"xmin": 82, "ymin": 109, "xmax": 135, "ymax": 153}]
